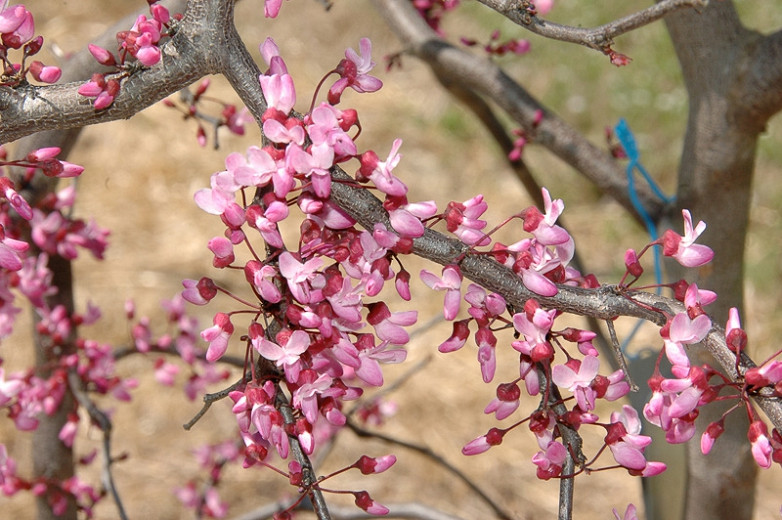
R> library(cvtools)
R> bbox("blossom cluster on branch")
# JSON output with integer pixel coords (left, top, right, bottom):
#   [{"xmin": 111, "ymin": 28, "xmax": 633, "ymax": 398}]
[{"xmin": 1, "ymin": 1, "xmax": 781, "ymax": 519}]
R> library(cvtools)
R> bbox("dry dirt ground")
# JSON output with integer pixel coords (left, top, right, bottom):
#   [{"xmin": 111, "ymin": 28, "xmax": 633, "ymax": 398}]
[{"xmin": 2, "ymin": 1, "xmax": 782, "ymax": 519}]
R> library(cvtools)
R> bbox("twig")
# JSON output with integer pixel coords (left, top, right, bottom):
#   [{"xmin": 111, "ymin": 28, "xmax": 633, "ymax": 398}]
[
  {"xmin": 605, "ymin": 319, "xmax": 638, "ymax": 391},
  {"xmin": 475, "ymin": 0, "xmax": 707, "ymax": 52},
  {"xmin": 231, "ymin": 500, "xmax": 467, "ymax": 520},
  {"xmin": 183, "ymin": 374, "xmax": 250, "ymax": 430},
  {"xmin": 372, "ymin": 0, "xmax": 665, "ymax": 228},
  {"xmin": 346, "ymin": 420, "xmax": 514, "ymax": 520},
  {"xmin": 67, "ymin": 370, "xmax": 128, "ymax": 520},
  {"xmin": 274, "ymin": 384, "xmax": 333, "ymax": 520}
]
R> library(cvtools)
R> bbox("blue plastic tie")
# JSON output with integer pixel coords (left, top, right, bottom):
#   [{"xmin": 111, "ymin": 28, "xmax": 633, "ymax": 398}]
[{"xmin": 613, "ymin": 119, "xmax": 674, "ymax": 355}]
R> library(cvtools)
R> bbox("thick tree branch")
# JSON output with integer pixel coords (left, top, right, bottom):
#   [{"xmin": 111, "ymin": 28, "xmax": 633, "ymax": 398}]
[
  {"xmin": 372, "ymin": 0, "xmax": 665, "ymax": 227},
  {"xmin": 475, "ymin": 0, "xmax": 707, "ymax": 52}
]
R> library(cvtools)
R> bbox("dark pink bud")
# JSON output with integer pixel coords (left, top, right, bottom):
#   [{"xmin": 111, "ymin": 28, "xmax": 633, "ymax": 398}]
[{"xmin": 24, "ymin": 36, "xmax": 43, "ymax": 55}]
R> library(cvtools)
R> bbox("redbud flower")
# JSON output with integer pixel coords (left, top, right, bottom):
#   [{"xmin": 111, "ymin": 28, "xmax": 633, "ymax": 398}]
[
  {"xmin": 748, "ymin": 420, "xmax": 773, "ymax": 468},
  {"xmin": 328, "ymin": 38, "xmax": 383, "ymax": 104},
  {"xmin": 439, "ymin": 319, "xmax": 470, "ymax": 352},
  {"xmin": 463, "ymin": 427, "xmax": 506, "ymax": 455},
  {"xmin": 532, "ymin": 439, "xmax": 567, "ymax": 480},
  {"xmin": 612, "ymin": 504, "xmax": 639, "ymax": 520},
  {"xmin": 701, "ymin": 420, "xmax": 725, "ymax": 455},
  {"xmin": 207, "ymin": 236, "xmax": 235, "ymax": 268},
  {"xmin": 201, "ymin": 313, "xmax": 234, "ymax": 362},
  {"xmin": 263, "ymin": 0, "xmax": 287, "ymax": 18},
  {"xmin": 662, "ymin": 209, "xmax": 714, "ymax": 267},
  {"xmin": 354, "ymin": 454, "xmax": 397, "ymax": 474},
  {"xmin": 353, "ymin": 491, "xmax": 389, "ymax": 515},
  {"xmin": 28, "ymin": 60, "xmax": 61, "ymax": 83},
  {"xmin": 444, "ymin": 195, "xmax": 490, "ymax": 246},
  {"xmin": 420, "ymin": 264, "xmax": 462, "ymax": 320},
  {"xmin": 87, "ymin": 44, "xmax": 115, "ymax": 66},
  {"xmin": 255, "ymin": 330, "xmax": 310, "ymax": 383}
]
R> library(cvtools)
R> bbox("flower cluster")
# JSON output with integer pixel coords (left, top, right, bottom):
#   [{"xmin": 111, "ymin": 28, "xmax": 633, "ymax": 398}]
[
  {"xmin": 0, "ymin": 1, "xmax": 61, "ymax": 87},
  {"xmin": 78, "ymin": 1, "xmax": 179, "ymax": 109},
  {"xmin": 185, "ymin": 37, "xmax": 409, "ymax": 516}
]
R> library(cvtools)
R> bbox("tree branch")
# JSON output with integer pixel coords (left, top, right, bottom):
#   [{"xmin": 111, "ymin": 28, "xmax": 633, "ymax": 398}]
[
  {"xmin": 372, "ymin": 0, "xmax": 666, "ymax": 226},
  {"xmin": 475, "ymin": 0, "xmax": 707, "ymax": 52}
]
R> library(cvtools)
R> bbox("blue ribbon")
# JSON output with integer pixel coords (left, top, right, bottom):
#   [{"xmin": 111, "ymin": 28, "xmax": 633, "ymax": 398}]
[{"xmin": 613, "ymin": 119, "xmax": 674, "ymax": 354}]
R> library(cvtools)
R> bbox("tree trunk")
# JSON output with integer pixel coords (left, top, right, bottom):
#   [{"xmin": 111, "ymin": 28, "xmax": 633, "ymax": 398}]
[{"xmin": 659, "ymin": 2, "xmax": 767, "ymax": 519}]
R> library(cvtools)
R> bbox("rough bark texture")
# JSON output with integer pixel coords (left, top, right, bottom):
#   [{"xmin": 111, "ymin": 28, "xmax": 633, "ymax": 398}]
[{"xmin": 662, "ymin": 3, "xmax": 774, "ymax": 519}]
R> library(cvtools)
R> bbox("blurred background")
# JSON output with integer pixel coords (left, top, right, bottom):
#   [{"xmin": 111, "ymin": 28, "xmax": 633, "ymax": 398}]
[{"xmin": 2, "ymin": 0, "xmax": 781, "ymax": 518}]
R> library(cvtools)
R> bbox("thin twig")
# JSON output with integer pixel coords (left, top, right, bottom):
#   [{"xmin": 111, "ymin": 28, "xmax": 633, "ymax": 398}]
[
  {"xmin": 183, "ymin": 374, "xmax": 250, "ymax": 430},
  {"xmin": 346, "ymin": 420, "xmax": 514, "ymax": 520},
  {"xmin": 605, "ymin": 318, "xmax": 639, "ymax": 391},
  {"xmin": 67, "ymin": 370, "xmax": 128, "ymax": 520},
  {"xmin": 476, "ymin": 0, "xmax": 707, "ymax": 52}
]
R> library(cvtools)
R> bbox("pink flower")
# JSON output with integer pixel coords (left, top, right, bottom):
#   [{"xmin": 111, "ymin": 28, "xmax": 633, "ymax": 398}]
[
  {"xmin": 263, "ymin": 0, "xmax": 287, "ymax": 18},
  {"xmin": 278, "ymin": 251, "xmax": 326, "ymax": 304},
  {"xmin": 357, "ymin": 139, "xmax": 408, "ymax": 197},
  {"xmin": 552, "ymin": 355, "xmax": 600, "ymax": 411},
  {"xmin": 484, "ymin": 382, "xmax": 521, "ymax": 420},
  {"xmin": 78, "ymin": 73, "xmax": 120, "ymax": 110},
  {"xmin": 612, "ymin": 504, "xmax": 639, "ymax": 520},
  {"xmin": 444, "ymin": 195, "xmax": 490, "ymax": 246},
  {"xmin": 662, "ymin": 209, "xmax": 714, "ymax": 267},
  {"xmin": 354, "ymin": 454, "xmax": 397, "ymax": 475},
  {"xmin": 259, "ymin": 72, "xmax": 296, "ymax": 115},
  {"xmin": 420, "ymin": 265, "xmax": 462, "ymax": 320},
  {"xmin": 462, "ymin": 427, "xmax": 506, "ymax": 455},
  {"xmin": 748, "ymin": 420, "xmax": 773, "ymax": 468},
  {"xmin": 366, "ymin": 302, "xmax": 417, "ymax": 345},
  {"xmin": 354, "ymin": 491, "xmax": 389, "ymax": 516},
  {"xmin": 255, "ymin": 329, "xmax": 310, "ymax": 383},
  {"xmin": 328, "ymin": 38, "xmax": 383, "ymax": 104},
  {"xmin": 662, "ymin": 312, "xmax": 711, "ymax": 372},
  {"xmin": 532, "ymin": 440, "xmax": 567, "ymax": 480},
  {"xmin": 201, "ymin": 313, "xmax": 234, "ymax": 362}
]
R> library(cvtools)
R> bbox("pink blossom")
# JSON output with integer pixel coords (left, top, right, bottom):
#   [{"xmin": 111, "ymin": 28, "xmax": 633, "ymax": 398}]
[
  {"xmin": 388, "ymin": 199, "xmax": 437, "ymax": 238},
  {"xmin": 28, "ymin": 60, "xmax": 61, "ymax": 83},
  {"xmin": 78, "ymin": 73, "xmax": 120, "ymax": 110},
  {"xmin": 532, "ymin": 440, "xmax": 567, "ymax": 480},
  {"xmin": 354, "ymin": 454, "xmax": 397, "ymax": 475},
  {"xmin": 292, "ymin": 371, "xmax": 336, "ymax": 424},
  {"xmin": 201, "ymin": 313, "xmax": 234, "ymax": 362},
  {"xmin": 0, "ymin": 3, "xmax": 33, "ymax": 48},
  {"xmin": 287, "ymin": 143, "xmax": 334, "ymax": 198},
  {"xmin": 0, "ymin": 229, "xmax": 28, "ymax": 271},
  {"xmin": 662, "ymin": 311, "xmax": 711, "ymax": 371},
  {"xmin": 476, "ymin": 327, "xmax": 497, "ymax": 382},
  {"xmin": 306, "ymin": 103, "xmax": 357, "ymax": 159},
  {"xmin": 420, "ymin": 265, "xmax": 462, "ymax": 320},
  {"xmin": 748, "ymin": 420, "xmax": 773, "ymax": 468},
  {"xmin": 612, "ymin": 504, "xmax": 639, "ymax": 520},
  {"xmin": 263, "ymin": 0, "xmax": 287, "ymax": 18},
  {"xmin": 462, "ymin": 427, "xmax": 505, "ymax": 455},
  {"xmin": 484, "ymin": 382, "xmax": 521, "ymax": 420},
  {"xmin": 255, "ymin": 330, "xmax": 310, "ymax": 383},
  {"xmin": 443, "ymin": 195, "xmax": 490, "ymax": 246},
  {"xmin": 552, "ymin": 355, "xmax": 600, "ymax": 411},
  {"xmin": 662, "ymin": 209, "xmax": 714, "ymax": 267},
  {"xmin": 366, "ymin": 301, "xmax": 417, "ymax": 345},
  {"xmin": 279, "ymin": 252, "xmax": 326, "ymax": 304},
  {"xmin": 354, "ymin": 491, "xmax": 389, "ymax": 516},
  {"xmin": 357, "ymin": 139, "xmax": 408, "ymax": 197},
  {"xmin": 328, "ymin": 38, "xmax": 383, "ymax": 104},
  {"xmin": 259, "ymin": 72, "xmax": 296, "ymax": 115},
  {"xmin": 438, "ymin": 319, "xmax": 470, "ymax": 352}
]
